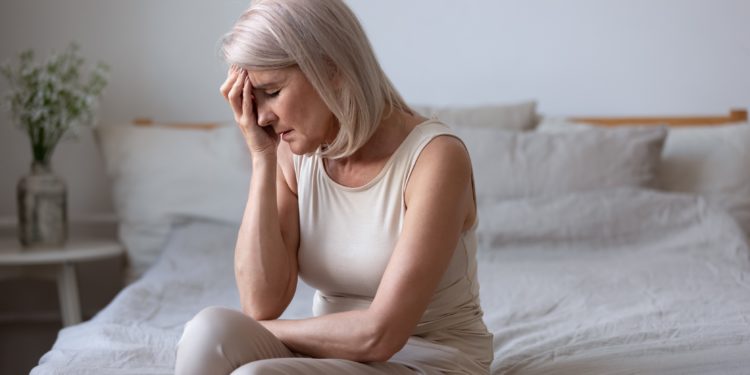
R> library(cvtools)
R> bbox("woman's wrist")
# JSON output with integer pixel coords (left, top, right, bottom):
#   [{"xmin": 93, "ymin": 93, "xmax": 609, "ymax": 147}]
[{"xmin": 251, "ymin": 150, "xmax": 278, "ymax": 170}]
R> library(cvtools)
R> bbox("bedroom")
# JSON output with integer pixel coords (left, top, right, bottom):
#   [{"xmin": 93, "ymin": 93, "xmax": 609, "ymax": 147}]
[{"xmin": 1, "ymin": 0, "xmax": 749, "ymax": 374}]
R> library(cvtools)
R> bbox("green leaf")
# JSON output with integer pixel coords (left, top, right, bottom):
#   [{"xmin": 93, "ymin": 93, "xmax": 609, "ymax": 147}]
[{"xmin": 1, "ymin": 42, "xmax": 109, "ymax": 160}]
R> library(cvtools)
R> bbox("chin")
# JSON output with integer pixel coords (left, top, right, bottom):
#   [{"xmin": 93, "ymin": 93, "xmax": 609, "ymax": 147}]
[{"xmin": 287, "ymin": 141, "xmax": 315, "ymax": 156}]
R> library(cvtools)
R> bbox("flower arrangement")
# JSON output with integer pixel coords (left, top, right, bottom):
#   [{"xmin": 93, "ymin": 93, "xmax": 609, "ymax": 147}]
[{"xmin": 1, "ymin": 43, "xmax": 109, "ymax": 165}]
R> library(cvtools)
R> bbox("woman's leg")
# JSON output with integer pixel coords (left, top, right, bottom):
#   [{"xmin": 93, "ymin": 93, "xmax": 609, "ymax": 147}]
[
  {"xmin": 229, "ymin": 336, "xmax": 477, "ymax": 375},
  {"xmin": 175, "ymin": 307, "xmax": 480, "ymax": 375},
  {"xmin": 231, "ymin": 358, "xmax": 419, "ymax": 375},
  {"xmin": 174, "ymin": 306, "xmax": 294, "ymax": 375}
]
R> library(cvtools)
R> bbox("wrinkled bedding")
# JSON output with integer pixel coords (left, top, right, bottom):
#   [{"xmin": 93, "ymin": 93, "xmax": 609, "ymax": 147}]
[{"xmin": 31, "ymin": 188, "xmax": 750, "ymax": 374}]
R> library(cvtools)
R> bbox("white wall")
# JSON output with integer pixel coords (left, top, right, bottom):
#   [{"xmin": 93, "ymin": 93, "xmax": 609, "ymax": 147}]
[
  {"xmin": 352, "ymin": 0, "xmax": 750, "ymax": 114},
  {"xmin": 1, "ymin": 0, "xmax": 749, "ymax": 220},
  {"xmin": 0, "ymin": 0, "xmax": 249, "ymax": 219}
]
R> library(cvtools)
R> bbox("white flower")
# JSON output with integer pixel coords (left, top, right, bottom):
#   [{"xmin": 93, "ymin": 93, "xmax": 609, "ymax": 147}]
[{"xmin": 1, "ymin": 43, "xmax": 109, "ymax": 163}]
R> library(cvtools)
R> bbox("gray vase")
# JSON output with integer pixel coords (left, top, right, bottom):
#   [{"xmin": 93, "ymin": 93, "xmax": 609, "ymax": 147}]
[{"xmin": 17, "ymin": 161, "xmax": 68, "ymax": 248}]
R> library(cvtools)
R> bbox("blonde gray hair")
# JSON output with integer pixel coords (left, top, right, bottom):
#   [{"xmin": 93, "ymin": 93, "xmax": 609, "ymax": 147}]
[{"xmin": 220, "ymin": 0, "xmax": 410, "ymax": 159}]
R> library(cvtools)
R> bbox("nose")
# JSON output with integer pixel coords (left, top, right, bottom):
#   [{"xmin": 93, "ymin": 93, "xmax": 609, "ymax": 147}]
[{"xmin": 256, "ymin": 104, "xmax": 277, "ymax": 127}]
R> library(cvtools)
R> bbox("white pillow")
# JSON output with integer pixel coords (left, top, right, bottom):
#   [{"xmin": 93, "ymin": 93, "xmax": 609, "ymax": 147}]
[
  {"xmin": 655, "ymin": 123, "xmax": 750, "ymax": 237},
  {"xmin": 455, "ymin": 125, "xmax": 667, "ymax": 205},
  {"xmin": 538, "ymin": 118, "xmax": 750, "ymax": 238},
  {"xmin": 412, "ymin": 101, "xmax": 538, "ymax": 132},
  {"xmin": 476, "ymin": 188, "xmax": 746, "ymax": 257},
  {"xmin": 95, "ymin": 123, "xmax": 251, "ymax": 281}
]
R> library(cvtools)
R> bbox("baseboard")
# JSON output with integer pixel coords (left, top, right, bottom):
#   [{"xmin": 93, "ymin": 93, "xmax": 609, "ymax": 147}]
[
  {"xmin": 0, "ymin": 216, "xmax": 16, "ymax": 228},
  {"xmin": 0, "ymin": 309, "xmax": 102, "ymax": 325},
  {"xmin": 0, "ymin": 213, "xmax": 119, "ymax": 237},
  {"xmin": 0, "ymin": 213, "xmax": 118, "ymax": 227},
  {"xmin": 0, "ymin": 311, "xmax": 61, "ymax": 324}
]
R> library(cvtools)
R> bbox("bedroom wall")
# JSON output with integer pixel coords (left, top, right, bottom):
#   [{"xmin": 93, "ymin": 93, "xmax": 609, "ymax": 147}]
[
  {"xmin": 0, "ymin": 0, "xmax": 748, "ymax": 340},
  {"xmin": 1, "ymin": 0, "xmax": 749, "ymax": 222},
  {"xmin": 355, "ymin": 0, "xmax": 750, "ymax": 113}
]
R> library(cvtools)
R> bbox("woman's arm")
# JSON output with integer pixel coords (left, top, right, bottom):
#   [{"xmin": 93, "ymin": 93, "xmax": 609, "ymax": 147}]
[
  {"xmin": 234, "ymin": 146, "xmax": 300, "ymax": 320},
  {"xmin": 222, "ymin": 66, "xmax": 300, "ymax": 320},
  {"xmin": 260, "ymin": 135, "xmax": 474, "ymax": 362}
]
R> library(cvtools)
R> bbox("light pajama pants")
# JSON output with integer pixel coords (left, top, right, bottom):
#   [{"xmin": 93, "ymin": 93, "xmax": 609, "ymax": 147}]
[{"xmin": 174, "ymin": 306, "xmax": 489, "ymax": 374}]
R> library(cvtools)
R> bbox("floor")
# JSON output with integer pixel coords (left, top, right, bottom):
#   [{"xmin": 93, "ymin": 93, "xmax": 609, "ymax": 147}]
[
  {"xmin": 0, "ymin": 321, "xmax": 60, "ymax": 375},
  {"xmin": 0, "ymin": 258, "xmax": 123, "ymax": 375}
]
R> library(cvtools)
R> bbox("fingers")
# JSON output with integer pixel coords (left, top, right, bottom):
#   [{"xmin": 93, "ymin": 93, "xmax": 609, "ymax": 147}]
[
  {"xmin": 220, "ymin": 65, "xmax": 241, "ymax": 99},
  {"xmin": 227, "ymin": 69, "xmax": 247, "ymax": 121},
  {"xmin": 242, "ymin": 73, "xmax": 255, "ymax": 123},
  {"xmin": 221, "ymin": 65, "xmax": 258, "ymax": 129}
]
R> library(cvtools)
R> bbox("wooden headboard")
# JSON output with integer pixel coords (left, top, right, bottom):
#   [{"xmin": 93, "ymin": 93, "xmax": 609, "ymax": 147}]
[
  {"xmin": 570, "ymin": 109, "xmax": 747, "ymax": 127},
  {"xmin": 132, "ymin": 118, "xmax": 221, "ymax": 130},
  {"xmin": 132, "ymin": 108, "xmax": 748, "ymax": 129}
]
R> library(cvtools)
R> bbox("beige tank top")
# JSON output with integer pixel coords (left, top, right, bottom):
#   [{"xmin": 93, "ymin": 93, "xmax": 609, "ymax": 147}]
[{"xmin": 293, "ymin": 120, "xmax": 488, "ymax": 339}]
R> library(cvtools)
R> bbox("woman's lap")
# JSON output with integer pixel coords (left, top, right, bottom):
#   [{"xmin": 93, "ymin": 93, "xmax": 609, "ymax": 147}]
[
  {"xmin": 175, "ymin": 306, "xmax": 483, "ymax": 375},
  {"xmin": 231, "ymin": 357, "xmax": 418, "ymax": 375}
]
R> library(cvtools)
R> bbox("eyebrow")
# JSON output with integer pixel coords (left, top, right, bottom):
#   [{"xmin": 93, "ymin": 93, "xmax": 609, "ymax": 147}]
[
  {"xmin": 253, "ymin": 80, "xmax": 282, "ymax": 90},
  {"xmin": 253, "ymin": 82, "xmax": 273, "ymax": 90}
]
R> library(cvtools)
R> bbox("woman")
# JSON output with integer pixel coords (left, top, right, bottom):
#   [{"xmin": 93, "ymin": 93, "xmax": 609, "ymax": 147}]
[{"xmin": 175, "ymin": 0, "xmax": 492, "ymax": 373}]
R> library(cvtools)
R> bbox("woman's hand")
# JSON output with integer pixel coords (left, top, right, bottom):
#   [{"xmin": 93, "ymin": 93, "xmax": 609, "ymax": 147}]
[{"xmin": 220, "ymin": 65, "xmax": 279, "ymax": 157}]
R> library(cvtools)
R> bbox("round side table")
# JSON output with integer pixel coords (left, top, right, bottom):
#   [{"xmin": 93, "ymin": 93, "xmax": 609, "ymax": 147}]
[{"xmin": 0, "ymin": 237, "xmax": 124, "ymax": 327}]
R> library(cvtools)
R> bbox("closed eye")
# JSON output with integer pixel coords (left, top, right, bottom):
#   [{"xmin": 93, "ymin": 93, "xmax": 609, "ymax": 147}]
[{"xmin": 265, "ymin": 90, "xmax": 280, "ymax": 98}]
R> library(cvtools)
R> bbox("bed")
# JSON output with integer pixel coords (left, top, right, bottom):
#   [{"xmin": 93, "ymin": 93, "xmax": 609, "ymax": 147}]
[{"xmin": 31, "ymin": 105, "xmax": 750, "ymax": 374}]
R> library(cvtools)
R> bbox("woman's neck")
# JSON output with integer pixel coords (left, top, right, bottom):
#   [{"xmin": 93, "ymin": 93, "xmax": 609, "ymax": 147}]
[
  {"xmin": 335, "ymin": 109, "xmax": 423, "ymax": 166},
  {"xmin": 320, "ymin": 109, "xmax": 425, "ymax": 188}
]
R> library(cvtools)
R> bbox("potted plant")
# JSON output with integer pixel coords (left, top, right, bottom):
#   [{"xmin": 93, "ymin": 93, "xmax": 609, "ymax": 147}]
[{"xmin": 1, "ymin": 43, "xmax": 109, "ymax": 247}]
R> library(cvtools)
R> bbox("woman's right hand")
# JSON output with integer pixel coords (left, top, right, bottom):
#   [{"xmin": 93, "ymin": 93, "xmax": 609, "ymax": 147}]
[{"xmin": 220, "ymin": 65, "xmax": 280, "ymax": 157}]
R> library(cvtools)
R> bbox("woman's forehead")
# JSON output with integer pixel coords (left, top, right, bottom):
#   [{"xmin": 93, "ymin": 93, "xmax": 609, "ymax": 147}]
[{"xmin": 247, "ymin": 67, "xmax": 297, "ymax": 87}]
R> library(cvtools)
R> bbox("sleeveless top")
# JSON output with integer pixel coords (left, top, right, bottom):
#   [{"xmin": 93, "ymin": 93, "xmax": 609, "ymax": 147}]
[{"xmin": 293, "ymin": 119, "xmax": 493, "ymax": 370}]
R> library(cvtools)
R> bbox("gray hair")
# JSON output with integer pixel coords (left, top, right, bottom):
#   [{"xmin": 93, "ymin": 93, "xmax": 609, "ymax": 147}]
[{"xmin": 220, "ymin": 0, "xmax": 411, "ymax": 159}]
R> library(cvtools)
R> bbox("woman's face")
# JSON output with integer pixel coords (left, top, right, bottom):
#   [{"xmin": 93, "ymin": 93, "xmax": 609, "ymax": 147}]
[{"xmin": 247, "ymin": 67, "xmax": 337, "ymax": 155}]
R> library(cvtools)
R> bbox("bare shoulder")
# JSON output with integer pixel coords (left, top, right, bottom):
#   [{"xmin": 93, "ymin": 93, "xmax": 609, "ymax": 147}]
[
  {"xmin": 276, "ymin": 141, "xmax": 297, "ymax": 194},
  {"xmin": 406, "ymin": 135, "xmax": 472, "ymax": 199},
  {"xmin": 414, "ymin": 135, "xmax": 472, "ymax": 179},
  {"xmin": 405, "ymin": 133, "xmax": 475, "ymax": 228}
]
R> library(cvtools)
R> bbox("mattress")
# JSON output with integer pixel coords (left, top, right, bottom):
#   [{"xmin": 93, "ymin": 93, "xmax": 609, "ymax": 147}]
[{"xmin": 31, "ymin": 188, "xmax": 750, "ymax": 374}]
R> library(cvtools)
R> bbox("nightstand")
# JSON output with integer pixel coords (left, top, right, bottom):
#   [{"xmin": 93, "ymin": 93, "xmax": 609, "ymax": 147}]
[{"xmin": 0, "ymin": 236, "xmax": 124, "ymax": 327}]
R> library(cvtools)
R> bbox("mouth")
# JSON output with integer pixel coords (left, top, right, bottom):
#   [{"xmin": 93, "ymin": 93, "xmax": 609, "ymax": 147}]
[{"xmin": 279, "ymin": 130, "xmax": 293, "ymax": 140}]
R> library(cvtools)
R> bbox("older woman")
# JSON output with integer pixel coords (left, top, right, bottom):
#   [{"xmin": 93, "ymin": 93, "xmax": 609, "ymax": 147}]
[{"xmin": 174, "ymin": 0, "xmax": 492, "ymax": 373}]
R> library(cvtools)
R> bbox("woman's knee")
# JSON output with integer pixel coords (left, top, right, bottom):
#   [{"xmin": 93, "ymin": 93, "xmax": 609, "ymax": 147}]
[
  {"xmin": 176, "ymin": 306, "xmax": 254, "ymax": 375},
  {"xmin": 178, "ymin": 306, "xmax": 249, "ymax": 348},
  {"xmin": 231, "ymin": 359, "xmax": 287, "ymax": 375},
  {"xmin": 176, "ymin": 305, "xmax": 295, "ymax": 375}
]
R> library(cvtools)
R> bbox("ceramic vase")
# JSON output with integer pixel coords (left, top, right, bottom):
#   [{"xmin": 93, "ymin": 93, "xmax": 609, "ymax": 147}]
[{"xmin": 17, "ymin": 161, "xmax": 68, "ymax": 247}]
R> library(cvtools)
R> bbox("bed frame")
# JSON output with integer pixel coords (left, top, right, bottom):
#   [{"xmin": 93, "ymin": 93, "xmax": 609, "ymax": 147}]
[
  {"xmin": 132, "ymin": 108, "xmax": 748, "ymax": 129},
  {"xmin": 132, "ymin": 118, "xmax": 220, "ymax": 130},
  {"xmin": 570, "ymin": 108, "xmax": 747, "ymax": 127}
]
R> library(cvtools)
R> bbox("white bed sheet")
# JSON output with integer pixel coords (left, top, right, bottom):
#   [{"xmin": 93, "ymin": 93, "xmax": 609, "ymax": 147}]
[{"xmin": 31, "ymin": 189, "xmax": 750, "ymax": 374}]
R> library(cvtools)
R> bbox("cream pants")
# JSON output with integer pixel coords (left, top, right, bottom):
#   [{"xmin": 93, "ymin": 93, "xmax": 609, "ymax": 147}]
[{"xmin": 174, "ymin": 306, "xmax": 487, "ymax": 375}]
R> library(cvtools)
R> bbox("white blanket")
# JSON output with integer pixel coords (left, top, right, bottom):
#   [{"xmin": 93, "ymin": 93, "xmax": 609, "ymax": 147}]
[
  {"xmin": 31, "ymin": 189, "xmax": 750, "ymax": 374},
  {"xmin": 478, "ymin": 188, "xmax": 750, "ymax": 374}
]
